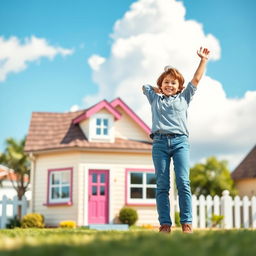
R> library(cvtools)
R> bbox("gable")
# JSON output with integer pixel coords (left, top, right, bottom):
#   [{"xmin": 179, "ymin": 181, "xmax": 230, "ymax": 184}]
[
  {"xmin": 114, "ymin": 105, "xmax": 150, "ymax": 141},
  {"xmin": 110, "ymin": 98, "xmax": 150, "ymax": 135},
  {"xmin": 73, "ymin": 100, "xmax": 121, "ymax": 124}
]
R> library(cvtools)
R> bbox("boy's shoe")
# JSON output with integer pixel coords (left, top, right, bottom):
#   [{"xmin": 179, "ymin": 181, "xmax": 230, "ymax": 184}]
[
  {"xmin": 181, "ymin": 223, "xmax": 193, "ymax": 233},
  {"xmin": 159, "ymin": 224, "xmax": 171, "ymax": 234}
]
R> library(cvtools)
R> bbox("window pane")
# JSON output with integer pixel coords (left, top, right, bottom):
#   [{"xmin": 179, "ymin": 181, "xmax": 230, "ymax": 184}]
[
  {"xmin": 51, "ymin": 187, "xmax": 60, "ymax": 199},
  {"xmin": 92, "ymin": 186, "xmax": 97, "ymax": 195},
  {"xmin": 96, "ymin": 118, "xmax": 101, "ymax": 125},
  {"xmin": 103, "ymin": 128, "xmax": 108, "ymax": 135},
  {"xmin": 100, "ymin": 173, "xmax": 105, "ymax": 183},
  {"xmin": 52, "ymin": 173, "xmax": 61, "ymax": 184},
  {"xmin": 130, "ymin": 173, "xmax": 142, "ymax": 184},
  {"xmin": 130, "ymin": 188, "xmax": 143, "ymax": 198},
  {"xmin": 100, "ymin": 186, "xmax": 105, "ymax": 195},
  {"xmin": 96, "ymin": 128, "xmax": 101, "ymax": 135},
  {"xmin": 61, "ymin": 186, "xmax": 70, "ymax": 198},
  {"xmin": 62, "ymin": 172, "xmax": 70, "ymax": 185},
  {"xmin": 103, "ymin": 119, "xmax": 108, "ymax": 126},
  {"xmin": 92, "ymin": 174, "xmax": 97, "ymax": 183},
  {"xmin": 146, "ymin": 188, "xmax": 156, "ymax": 199},
  {"xmin": 146, "ymin": 173, "xmax": 156, "ymax": 184}
]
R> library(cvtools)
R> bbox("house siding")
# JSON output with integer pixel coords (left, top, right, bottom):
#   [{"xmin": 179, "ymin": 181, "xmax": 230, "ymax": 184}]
[
  {"xmin": 33, "ymin": 150, "xmax": 165, "ymax": 227},
  {"xmin": 234, "ymin": 178, "xmax": 256, "ymax": 198},
  {"xmin": 114, "ymin": 106, "xmax": 150, "ymax": 141},
  {"xmin": 33, "ymin": 152, "xmax": 80, "ymax": 227}
]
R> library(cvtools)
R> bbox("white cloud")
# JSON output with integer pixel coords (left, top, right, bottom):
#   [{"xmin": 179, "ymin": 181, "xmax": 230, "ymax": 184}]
[
  {"xmin": 84, "ymin": 0, "xmax": 256, "ymax": 170},
  {"xmin": 0, "ymin": 36, "xmax": 74, "ymax": 82},
  {"xmin": 88, "ymin": 55, "xmax": 106, "ymax": 71},
  {"xmin": 69, "ymin": 104, "xmax": 80, "ymax": 112}
]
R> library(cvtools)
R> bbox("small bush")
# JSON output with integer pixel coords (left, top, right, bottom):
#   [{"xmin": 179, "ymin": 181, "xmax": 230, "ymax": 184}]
[
  {"xmin": 21, "ymin": 213, "xmax": 45, "ymax": 228},
  {"xmin": 119, "ymin": 207, "xmax": 138, "ymax": 226},
  {"xmin": 141, "ymin": 224, "xmax": 154, "ymax": 230},
  {"xmin": 59, "ymin": 220, "xmax": 77, "ymax": 228},
  {"xmin": 211, "ymin": 214, "xmax": 224, "ymax": 227},
  {"xmin": 6, "ymin": 215, "xmax": 21, "ymax": 229}
]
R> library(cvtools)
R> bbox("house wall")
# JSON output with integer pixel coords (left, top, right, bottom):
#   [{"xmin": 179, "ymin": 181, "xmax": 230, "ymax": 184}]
[
  {"xmin": 114, "ymin": 106, "xmax": 150, "ymax": 142},
  {"xmin": 234, "ymin": 178, "xmax": 256, "ymax": 198},
  {"xmin": 33, "ymin": 150, "xmax": 172, "ymax": 227},
  {"xmin": 32, "ymin": 152, "xmax": 81, "ymax": 227}
]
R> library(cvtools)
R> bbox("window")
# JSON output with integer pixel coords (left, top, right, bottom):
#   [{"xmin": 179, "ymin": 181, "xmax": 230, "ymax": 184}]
[
  {"xmin": 88, "ymin": 113, "xmax": 114, "ymax": 142},
  {"xmin": 95, "ymin": 118, "xmax": 109, "ymax": 136},
  {"xmin": 48, "ymin": 168, "xmax": 72, "ymax": 204},
  {"xmin": 127, "ymin": 170, "xmax": 156, "ymax": 204}
]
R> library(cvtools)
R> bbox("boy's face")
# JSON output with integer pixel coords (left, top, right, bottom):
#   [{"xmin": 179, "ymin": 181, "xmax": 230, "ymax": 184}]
[{"xmin": 161, "ymin": 75, "xmax": 180, "ymax": 96}]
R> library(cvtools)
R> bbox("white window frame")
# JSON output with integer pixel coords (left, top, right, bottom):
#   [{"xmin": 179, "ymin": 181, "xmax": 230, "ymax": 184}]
[
  {"xmin": 95, "ymin": 117, "xmax": 109, "ymax": 136},
  {"xmin": 49, "ymin": 170, "xmax": 71, "ymax": 203},
  {"xmin": 127, "ymin": 171, "xmax": 156, "ymax": 204},
  {"xmin": 89, "ymin": 113, "xmax": 114, "ymax": 142}
]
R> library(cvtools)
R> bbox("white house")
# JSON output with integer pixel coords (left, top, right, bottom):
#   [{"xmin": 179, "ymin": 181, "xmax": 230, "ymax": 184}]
[{"xmin": 24, "ymin": 98, "xmax": 175, "ymax": 227}]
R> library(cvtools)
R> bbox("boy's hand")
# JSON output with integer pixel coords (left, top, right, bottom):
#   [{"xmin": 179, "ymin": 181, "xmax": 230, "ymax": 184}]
[
  {"xmin": 197, "ymin": 47, "xmax": 210, "ymax": 60},
  {"xmin": 153, "ymin": 87, "xmax": 161, "ymax": 94}
]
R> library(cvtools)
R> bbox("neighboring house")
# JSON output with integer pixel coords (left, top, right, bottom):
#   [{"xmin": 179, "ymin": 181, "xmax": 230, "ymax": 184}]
[
  {"xmin": 24, "ymin": 98, "xmax": 175, "ymax": 227},
  {"xmin": 0, "ymin": 166, "xmax": 31, "ymax": 217},
  {"xmin": 0, "ymin": 166, "xmax": 31, "ymax": 200},
  {"xmin": 231, "ymin": 145, "xmax": 256, "ymax": 198}
]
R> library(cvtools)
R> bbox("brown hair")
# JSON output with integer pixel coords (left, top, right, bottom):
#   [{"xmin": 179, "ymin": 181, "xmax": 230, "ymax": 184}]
[{"xmin": 156, "ymin": 68, "xmax": 185, "ymax": 94}]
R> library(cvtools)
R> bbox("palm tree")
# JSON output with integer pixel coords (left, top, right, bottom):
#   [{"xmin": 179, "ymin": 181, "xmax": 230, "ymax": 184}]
[{"xmin": 0, "ymin": 137, "xmax": 30, "ymax": 218}]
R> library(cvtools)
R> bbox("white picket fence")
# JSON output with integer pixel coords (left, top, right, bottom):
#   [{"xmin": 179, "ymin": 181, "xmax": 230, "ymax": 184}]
[
  {"xmin": 0, "ymin": 195, "xmax": 29, "ymax": 228},
  {"xmin": 174, "ymin": 190, "xmax": 256, "ymax": 228},
  {"xmin": 1, "ymin": 191, "xmax": 256, "ymax": 229}
]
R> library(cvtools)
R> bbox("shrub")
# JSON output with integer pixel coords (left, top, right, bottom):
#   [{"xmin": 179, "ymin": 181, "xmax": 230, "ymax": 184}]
[
  {"xmin": 119, "ymin": 207, "xmax": 138, "ymax": 226},
  {"xmin": 211, "ymin": 214, "xmax": 224, "ymax": 227},
  {"xmin": 21, "ymin": 213, "xmax": 45, "ymax": 228},
  {"xmin": 141, "ymin": 224, "xmax": 154, "ymax": 230},
  {"xmin": 6, "ymin": 215, "xmax": 21, "ymax": 229},
  {"xmin": 59, "ymin": 220, "xmax": 77, "ymax": 228}
]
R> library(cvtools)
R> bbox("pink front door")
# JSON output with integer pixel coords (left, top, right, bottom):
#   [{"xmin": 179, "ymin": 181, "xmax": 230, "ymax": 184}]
[{"xmin": 88, "ymin": 169, "xmax": 109, "ymax": 224}]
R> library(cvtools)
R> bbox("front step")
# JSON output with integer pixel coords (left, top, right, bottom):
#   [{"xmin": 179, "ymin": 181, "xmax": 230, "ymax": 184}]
[{"xmin": 86, "ymin": 224, "xmax": 129, "ymax": 231}]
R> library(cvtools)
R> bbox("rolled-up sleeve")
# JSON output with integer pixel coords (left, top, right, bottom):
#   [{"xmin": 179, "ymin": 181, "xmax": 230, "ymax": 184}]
[
  {"xmin": 142, "ymin": 84, "xmax": 156, "ymax": 104},
  {"xmin": 180, "ymin": 82, "xmax": 197, "ymax": 104}
]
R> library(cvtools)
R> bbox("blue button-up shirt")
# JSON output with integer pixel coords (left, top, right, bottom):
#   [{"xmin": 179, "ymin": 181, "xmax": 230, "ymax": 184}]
[{"xmin": 143, "ymin": 82, "xmax": 197, "ymax": 136}]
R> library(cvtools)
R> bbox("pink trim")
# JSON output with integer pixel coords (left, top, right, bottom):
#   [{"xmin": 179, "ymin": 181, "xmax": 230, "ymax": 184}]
[
  {"xmin": 110, "ymin": 98, "xmax": 151, "ymax": 134},
  {"xmin": 125, "ymin": 168, "xmax": 156, "ymax": 206},
  {"xmin": 45, "ymin": 167, "xmax": 73, "ymax": 206},
  {"xmin": 73, "ymin": 100, "xmax": 122, "ymax": 124}
]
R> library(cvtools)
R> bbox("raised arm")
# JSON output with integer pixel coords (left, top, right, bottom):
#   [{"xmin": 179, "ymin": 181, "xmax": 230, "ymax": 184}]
[{"xmin": 191, "ymin": 47, "xmax": 210, "ymax": 87}]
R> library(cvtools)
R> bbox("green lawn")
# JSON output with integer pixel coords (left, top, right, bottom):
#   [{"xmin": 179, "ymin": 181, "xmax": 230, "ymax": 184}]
[{"xmin": 0, "ymin": 227, "xmax": 255, "ymax": 256}]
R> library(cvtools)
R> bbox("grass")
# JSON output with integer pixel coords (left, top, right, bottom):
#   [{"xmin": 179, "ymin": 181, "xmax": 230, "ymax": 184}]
[{"xmin": 0, "ymin": 227, "xmax": 255, "ymax": 256}]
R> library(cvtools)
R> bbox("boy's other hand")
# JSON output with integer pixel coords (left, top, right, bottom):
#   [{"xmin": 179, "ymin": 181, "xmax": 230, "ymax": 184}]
[
  {"xmin": 197, "ymin": 47, "xmax": 210, "ymax": 60},
  {"xmin": 153, "ymin": 87, "xmax": 161, "ymax": 94}
]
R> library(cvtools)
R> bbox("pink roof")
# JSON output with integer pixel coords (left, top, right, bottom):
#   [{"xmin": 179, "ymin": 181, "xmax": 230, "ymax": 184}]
[
  {"xmin": 73, "ymin": 99, "xmax": 122, "ymax": 124},
  {"xmin": 24, "ymin": 97, "xmax": 152, "ymax": 153}
]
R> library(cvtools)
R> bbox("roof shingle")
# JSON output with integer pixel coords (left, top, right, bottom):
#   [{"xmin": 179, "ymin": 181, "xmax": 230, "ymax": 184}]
[
  {"xmin": 231, "ymin": 145, "xmax": 256, "ymax": 180},
  {"xmin": 24, "ymin": 108, "xmax": 152, "ymax": 153}
]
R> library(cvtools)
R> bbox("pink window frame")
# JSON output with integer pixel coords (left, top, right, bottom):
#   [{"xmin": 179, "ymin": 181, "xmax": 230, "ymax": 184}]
[
  {"xmin": 43, "ymin": 167, "xmax": 73, "ymax": 207},
  {"xmin": 125, "ymin": 168, "xmax": 156, "ymax": 206}
]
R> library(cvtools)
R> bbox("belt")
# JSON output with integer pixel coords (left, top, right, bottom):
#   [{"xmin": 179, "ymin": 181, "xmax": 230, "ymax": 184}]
[{"xmin": 150, "ymin": 132, "xmax": 181, "ymax": 139}]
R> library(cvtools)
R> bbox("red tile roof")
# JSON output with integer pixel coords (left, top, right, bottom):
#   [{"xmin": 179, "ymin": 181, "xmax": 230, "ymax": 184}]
[
  {"xmin": 231, "ymin": 145, "xmax": 256, "ymax": 180},
  {"xmin": 0, "ymin": 168, "xmax": 29, "ymax": 182},
  {"xmin": 24, "ymin": 103, "xmax": 152, "ymax": 153}
]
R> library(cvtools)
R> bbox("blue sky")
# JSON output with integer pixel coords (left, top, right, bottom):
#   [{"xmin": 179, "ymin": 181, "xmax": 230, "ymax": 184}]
[{"xmin": 0, "ymin": 0, "xmax": 255, "ymax": 168}]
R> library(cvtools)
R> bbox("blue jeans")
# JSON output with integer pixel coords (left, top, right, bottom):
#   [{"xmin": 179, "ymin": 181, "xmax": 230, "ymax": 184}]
[{"xmin": 152, "ymin": 133, "xmax": 192, "ymax": 226}]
